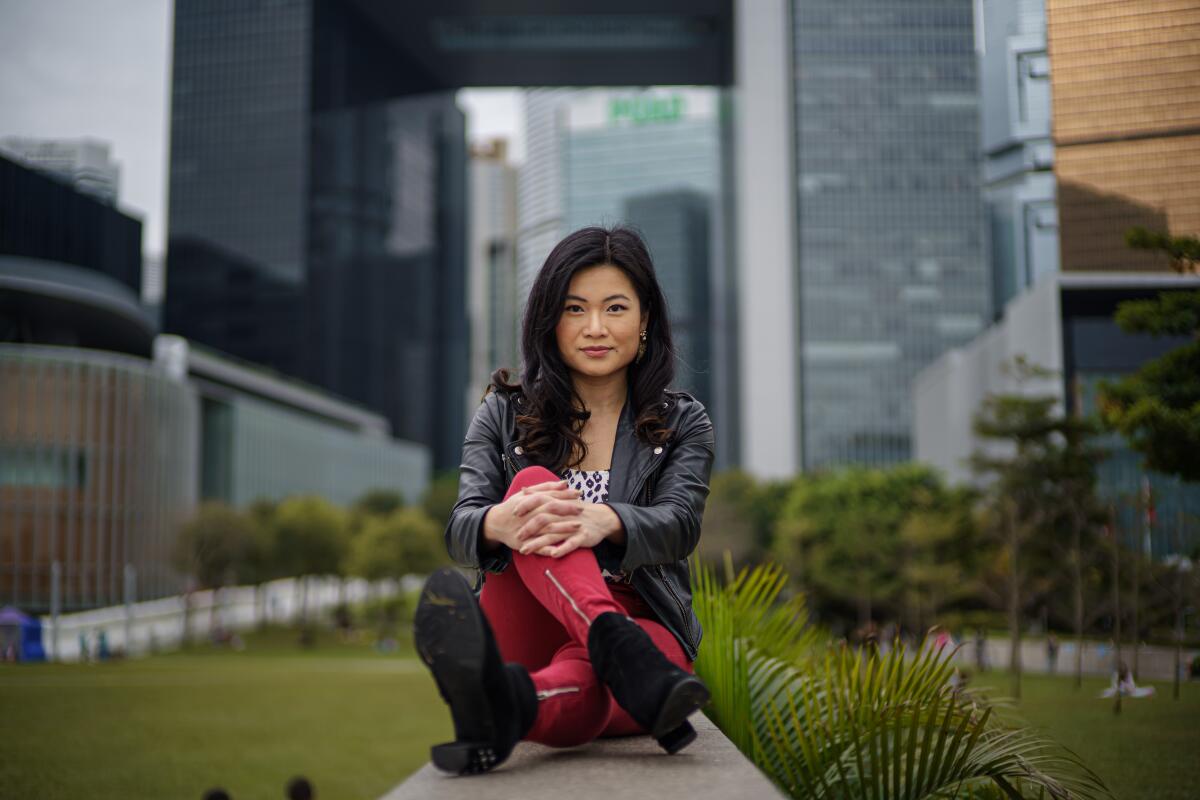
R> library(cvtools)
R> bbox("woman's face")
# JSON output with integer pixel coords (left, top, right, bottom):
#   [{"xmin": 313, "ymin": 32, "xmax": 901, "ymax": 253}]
[{"xmin": 555, "ymin": 264, "xmax": 648, "ymax": 382}]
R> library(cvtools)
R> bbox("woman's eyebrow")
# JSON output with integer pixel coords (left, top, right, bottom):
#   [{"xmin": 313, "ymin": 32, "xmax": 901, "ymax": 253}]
[{"xmin": 564, "ymin": 293, "xmax": 631, "ymax": 303}]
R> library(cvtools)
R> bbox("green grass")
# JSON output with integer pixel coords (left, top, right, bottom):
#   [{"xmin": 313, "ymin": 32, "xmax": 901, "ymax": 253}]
[
  {"xmin": 0, "ymin": 626, "xmax": 449, "ymax": 800},
  {"xmin": 4, "ymin": 629, "xmax": 1196, "ymax": 800},
  {"xmin": 973, "ymin": 671, "xmax": 1200, "ymax": 800}
]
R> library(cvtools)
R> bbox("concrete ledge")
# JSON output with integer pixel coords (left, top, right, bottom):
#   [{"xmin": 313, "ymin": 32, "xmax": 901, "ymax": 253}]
[{"xmin": 380, "ymin": 712, "xmax": 786, "ymax": 799}]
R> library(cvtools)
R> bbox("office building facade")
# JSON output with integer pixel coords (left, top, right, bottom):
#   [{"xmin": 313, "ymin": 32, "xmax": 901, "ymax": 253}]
[
  {"xmin": 913, "ymin": 273, "xmax": 1200, "ymax": 558},
  {"xmin": 516, "ymin": 87, "xmax": 735, "ymax": 465},
  {"xmin": 1047, "ymin": 0, "xmax": 1200, "ymax": 273},
  {"xmin": 0, "ymin": 137, "xmax": 121, "ymax": 206},
  {"xmin": 467, "ymin": 139, "xmax": 520, "ymax": 405},
  {"xmin": 165, "ymin": 0, "xmax": 468, "ymax": 468},
  {"xmin": 791, "ymin": 0, "xmax": 988, "ymax": 469},
  {"xmin": 0, "ymin": 154, "xmax": 142, "ymax": 298},
  {"xmin": 976, "ymin": 0, "xmax": 1058, "ymax": 315}
]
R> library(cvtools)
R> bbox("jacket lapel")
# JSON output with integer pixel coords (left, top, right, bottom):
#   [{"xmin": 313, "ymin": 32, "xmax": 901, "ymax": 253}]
[{"xmin": 607, "ymin": 389, "xmax": 658, "ymax": 504}]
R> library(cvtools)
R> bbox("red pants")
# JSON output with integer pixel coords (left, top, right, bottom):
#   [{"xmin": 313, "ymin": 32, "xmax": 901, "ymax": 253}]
[{"xmin": 479, "ymin": 466, "xmax": 693, "ymax": 748}]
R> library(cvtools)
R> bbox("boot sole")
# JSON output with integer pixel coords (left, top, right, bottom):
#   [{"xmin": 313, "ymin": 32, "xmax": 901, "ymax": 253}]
[
  {"xmin": 414, "ymin": 568, "xmax": 503, "ymax": 774},
  {"xmin": 650, "ymin": 675, "xmax": 710, "ymax": 749}
]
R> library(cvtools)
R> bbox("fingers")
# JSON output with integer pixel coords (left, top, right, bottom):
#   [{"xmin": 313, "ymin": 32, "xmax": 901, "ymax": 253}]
[
  {"xmin": 518, "ymin": 479, "xmax": 570, "ymax": 497},
  {"xmin": 508, "ymin": 489, "xmax": 578, "ymax": 520},
  {"xmin": 517, "ymin": 513, "xmax": 582, "ymax": 542},
  {"xmin": 537, "ymin": 537, "xmax": 584, "ymax": 559},
  {"xmin": 517, "ymin": 523, "xmax": 581, "ymax": 554}
]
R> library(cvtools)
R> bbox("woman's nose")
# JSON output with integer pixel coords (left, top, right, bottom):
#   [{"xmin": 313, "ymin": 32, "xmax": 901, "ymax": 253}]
[{"xmin": 583, "ymin": 312, "xmax": 606, "ymax": 335}]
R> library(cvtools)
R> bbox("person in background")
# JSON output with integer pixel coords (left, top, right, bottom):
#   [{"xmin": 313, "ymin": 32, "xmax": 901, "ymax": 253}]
[{"xmin": 286, "ymin": 776, "xmax": 314, "ymax": 799}]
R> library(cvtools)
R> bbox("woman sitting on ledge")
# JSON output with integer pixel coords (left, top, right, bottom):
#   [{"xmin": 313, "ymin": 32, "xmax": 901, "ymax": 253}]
[{"xmin": 414, "ymin": 225, "xmax": 715, "ymax": 775}]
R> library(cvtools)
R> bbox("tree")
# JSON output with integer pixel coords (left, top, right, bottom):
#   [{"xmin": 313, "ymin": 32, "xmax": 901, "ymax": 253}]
[
  {"xmin": 1099, "ymin": 230, "xmax": 1200, "ymax": 482},
  {"xmin": 239, "ymin": 498, "xmax": 284, "ymax": 629},
  {"xmin": 172, "ymin": 501, "xmax": 255, "ymax": 590},
  {"xmin": 1045, "ymin": 410, "xmax": 1110, "ymax": 688},
  {"xmin": 352, "ymin": 488, "xmax": 405, "ymax": 518},
  {"xmin": 773, "ymin": 464, "xmax": 954, "ymax": 633},
  {"xmin": 698, "ymin": 469, "xmax": 790, "ymax": 567},
  {"xmin": 896, "ymin": 483, "xmax": 980, "ymax": 634},
  {"xmin": 271, "ymin": 496, "xmax": 348, "ymax": 624},
  {"xmin": 172, "ymin": 502, "xmax": 256, "ymax": 646},
  {"xmin": 421, "ymin": 470, "xmax": 462, "ymax": 528},
  {"xmin": 344, "ymin": 507, "xmax": 446, "ymax": 582},
  {"xmin": 970, "ymin": 357, "xmax": 1102, "ymax": 699},
  {"xmin": 1125, "ymin": 226, "xmax": 1200, "ymax": 275},
  {"xmin": 1099, "ymin": 229, "xmax": 1200, "ymax": 694}
]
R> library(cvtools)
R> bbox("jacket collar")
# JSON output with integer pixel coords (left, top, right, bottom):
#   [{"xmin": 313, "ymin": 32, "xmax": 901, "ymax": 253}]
[{"xmin": 504, "ymin": 385, "xmax": 666, "ymax": 504}]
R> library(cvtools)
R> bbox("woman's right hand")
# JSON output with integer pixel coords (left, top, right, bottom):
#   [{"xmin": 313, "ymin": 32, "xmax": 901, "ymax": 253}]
[{"xmin": 481, "ymin": 479, "xmax": 584, "ymax": 552}]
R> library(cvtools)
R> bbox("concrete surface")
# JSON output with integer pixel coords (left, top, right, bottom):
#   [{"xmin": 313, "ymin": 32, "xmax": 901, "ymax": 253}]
[{"xmin": 379, "ymin": 711, "xmax": 786, "ymax": 799}]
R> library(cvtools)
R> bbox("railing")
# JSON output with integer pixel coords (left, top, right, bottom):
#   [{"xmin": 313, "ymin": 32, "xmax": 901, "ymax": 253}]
[{"xmin": 39, "ymin": 575, "xmax": 413, "ymax": 662}]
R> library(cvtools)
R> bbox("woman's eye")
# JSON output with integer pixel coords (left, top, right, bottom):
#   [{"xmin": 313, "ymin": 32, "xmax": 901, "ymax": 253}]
[
  {"xmin": 607, "ymin": 304, "xmax": 627, "ymax": 313},
  {"xmin": 565, "ymin": 304, "xmax": 584, "ymax": 313}
]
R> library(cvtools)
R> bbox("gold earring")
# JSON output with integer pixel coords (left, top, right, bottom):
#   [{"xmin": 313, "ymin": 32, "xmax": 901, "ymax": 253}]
[{"xmin": 636, "ymin": 329, "xmax": 647, "ymax": 364}]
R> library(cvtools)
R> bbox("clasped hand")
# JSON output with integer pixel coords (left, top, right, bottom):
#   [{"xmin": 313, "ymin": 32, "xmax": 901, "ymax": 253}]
[{"xmin": 486, "ymin": 479, "xmax": 619, "ymax": 559}]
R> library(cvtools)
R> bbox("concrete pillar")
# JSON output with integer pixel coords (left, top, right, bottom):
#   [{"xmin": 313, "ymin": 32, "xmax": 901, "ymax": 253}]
[{"xmin": 734, "ymin": 0, "xmax": 800, "ymax": 477}]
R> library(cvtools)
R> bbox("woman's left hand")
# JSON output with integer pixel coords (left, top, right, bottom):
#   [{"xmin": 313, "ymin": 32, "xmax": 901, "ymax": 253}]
[{"xmin": 515, "ymin": 501, "xmax": 623, "ymax": 558}]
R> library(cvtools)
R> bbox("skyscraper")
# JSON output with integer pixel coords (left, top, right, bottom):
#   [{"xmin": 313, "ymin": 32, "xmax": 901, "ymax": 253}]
[
  {"xmin": 516, "ymin": 87, "xmax": 735, "ymax": 465},
  {"xmin": 165, "ymin": 0, "xmax": 467, "ymax": 468},
  {"xmin": 468, "ymin": 139, "xmax": 519, "ymax": 405},
  {"xmin": 976, "ymin": 0, "xmax": 1057, "ymax": 315},
  {"xmin": 791, "ymin": 0, "xmax": 988, "ymax": 468}
]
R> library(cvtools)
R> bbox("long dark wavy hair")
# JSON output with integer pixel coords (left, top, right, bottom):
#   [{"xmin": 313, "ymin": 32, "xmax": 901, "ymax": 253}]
[{"xmin": 490, "ymin": 225, "xmax": 677, "ymax": 472}]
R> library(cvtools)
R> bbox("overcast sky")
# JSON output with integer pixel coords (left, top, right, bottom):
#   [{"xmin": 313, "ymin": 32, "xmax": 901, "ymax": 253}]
[{"xmin": 0, "ymin": 1, "xmax": 522, "ymax": 262}]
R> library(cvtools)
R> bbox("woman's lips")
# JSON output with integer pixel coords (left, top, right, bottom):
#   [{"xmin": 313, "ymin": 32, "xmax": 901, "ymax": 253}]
[{"xmin": 582, "ymin": 347, "xmax": 612, "ymax": 358}]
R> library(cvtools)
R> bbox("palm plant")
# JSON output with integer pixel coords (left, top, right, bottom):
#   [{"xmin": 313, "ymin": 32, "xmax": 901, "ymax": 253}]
[{"xmin": 690, "ymin": 555, "xmax": 1112, "ymax": 799}]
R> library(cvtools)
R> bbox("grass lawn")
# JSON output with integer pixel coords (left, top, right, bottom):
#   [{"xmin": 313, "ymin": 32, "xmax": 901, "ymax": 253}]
[
  {"xmin": 5, "ymin": 629, "xmax": 1197, "ymax": 800},
  {"xmin": 0, "ymin": 626, "xmax": 450, "ymax": 800},
  {"xmin": 974, "ymin": 671, "xmax": 1200, "ymax": 800}
]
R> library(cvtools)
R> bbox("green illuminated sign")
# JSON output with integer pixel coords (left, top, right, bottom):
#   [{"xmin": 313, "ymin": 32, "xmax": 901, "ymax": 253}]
[{"xmin": 609, "ymin": 94, "xmax": 686, "ymax": 126}]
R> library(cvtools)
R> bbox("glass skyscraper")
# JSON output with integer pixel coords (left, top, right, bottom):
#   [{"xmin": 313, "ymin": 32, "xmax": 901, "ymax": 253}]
[
  {"xmin": 165, "ymin": 0, "xmax": 468, "ymax": 468},
  {"xmin": 562, "ymin": 88, "xmax": 721, "ymax": 409},
  {"xmin": 517, "ymin": 87, "xmax": 736, "ymax": 466},
  {"xmin": 792, "ymin": 0, "xmax": 988, "ymax": 468}
]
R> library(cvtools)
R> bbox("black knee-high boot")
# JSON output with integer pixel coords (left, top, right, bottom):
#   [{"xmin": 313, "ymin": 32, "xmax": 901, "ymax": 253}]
[
  {"xmin": 414, "ymin": 568, "xmax": 539, "ymax": 775},
  {"xmin": 587, "ymin": 611, "xmax": 709, "ymax": 754}
]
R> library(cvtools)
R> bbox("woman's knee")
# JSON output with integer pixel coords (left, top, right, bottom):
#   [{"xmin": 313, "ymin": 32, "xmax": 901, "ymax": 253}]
[{"xmin": 508, "ymin": 465, "xmax": 561, "ymax": 495}]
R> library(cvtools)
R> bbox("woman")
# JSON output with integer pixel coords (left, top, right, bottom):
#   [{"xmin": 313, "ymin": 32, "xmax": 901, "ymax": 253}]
[{"xmin": 413, "ymin": 225, "xmax": 715, "ymax": 775}]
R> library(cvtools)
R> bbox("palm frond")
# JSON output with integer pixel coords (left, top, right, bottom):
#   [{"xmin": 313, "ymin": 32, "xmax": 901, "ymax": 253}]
[{"xmin": 690, "ymin": 556, "xmax": 1113, "ymax": 800}]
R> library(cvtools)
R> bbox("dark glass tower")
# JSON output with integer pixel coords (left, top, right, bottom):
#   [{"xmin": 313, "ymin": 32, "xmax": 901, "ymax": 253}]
[
  {"xmin": 165, "ymin": 0, "xmax": 467, "ymax": 467},
  {"xmin": 623, "ymin": 189, "xmax": 713, "ymax": 409}
]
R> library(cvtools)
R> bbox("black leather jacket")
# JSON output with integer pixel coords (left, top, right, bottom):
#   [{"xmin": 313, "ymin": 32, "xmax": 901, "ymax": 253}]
[{"xmin": 444, "ymin": 386, "xmax": 715, "ymax": 662}]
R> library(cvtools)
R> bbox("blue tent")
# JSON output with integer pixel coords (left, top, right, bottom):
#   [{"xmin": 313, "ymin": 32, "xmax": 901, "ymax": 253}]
[{"xmin": 0, "ymin": 606, "xmax": 46, "ymax": 662}]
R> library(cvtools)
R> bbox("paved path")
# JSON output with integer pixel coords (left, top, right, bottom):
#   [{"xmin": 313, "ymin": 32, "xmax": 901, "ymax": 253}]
[{"xmin": 379, "ymin": 711, "xmax": 786, "ymax": 799}]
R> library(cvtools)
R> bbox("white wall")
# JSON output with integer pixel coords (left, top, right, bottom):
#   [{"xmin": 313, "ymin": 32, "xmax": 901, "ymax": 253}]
[
  {"xmin": 39, "ymin": 575, "xmax": 409, "ymax": 663},
  {"xmin": 913, "ymin": 276, "xmax": 1063, "ymax": 484}
]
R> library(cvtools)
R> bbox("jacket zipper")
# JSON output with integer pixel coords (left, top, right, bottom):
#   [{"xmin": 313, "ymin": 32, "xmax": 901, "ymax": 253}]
[
  {"xmin": 631, "ymin": 455, "xmax": 693, "ymax": 645},
  {"xmin": 655, "ymin": 564, "xmax": 694, "ymax": 644}
]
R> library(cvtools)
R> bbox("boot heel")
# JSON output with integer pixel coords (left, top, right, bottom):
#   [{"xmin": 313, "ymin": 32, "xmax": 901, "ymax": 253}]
[
  {"xmin": 655, "ymin": 720, "xmax": 697, "ymax": 754},
  {"xmin": 431, "ymin": 741, "xmax": 502, "ymax": 775},
  {"xmin": 650, "ymin": 675, "xmax": 710, "ymax": 740}
]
